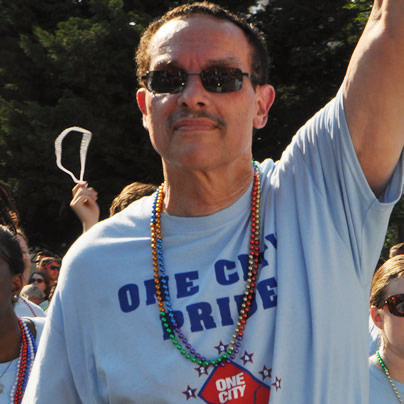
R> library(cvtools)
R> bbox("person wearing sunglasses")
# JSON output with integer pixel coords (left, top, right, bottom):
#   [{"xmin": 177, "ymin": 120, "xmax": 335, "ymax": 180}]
[
  {"xmin": 24, "ymin": 2, "xmax": 404, "ymax": 404},
  {"xmin": 370, "ymin": 245, "xmax": 404, "ymax": 356},
  {"xmin": 29, "ymin": 271, "xmax": 51, "ymax": 309},
  {"xmin": 39, "ymin": 257, "xmax": 60, "ymax": 287},
  {"xmin": 369, "ymin": 255, "xmax": 404, "ymax": 403}
]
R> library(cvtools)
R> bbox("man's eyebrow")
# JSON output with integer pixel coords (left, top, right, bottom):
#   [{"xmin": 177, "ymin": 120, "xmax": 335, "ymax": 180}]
[
  {"xmin": 205, "ymin": 57, "xmax": 242, "ymax": 67},
  {"xmin": 152, "ymin": 60, "xmax": 179, "ymax": 70},
  {"xmin": 151, "ymin": 56, "xmax": 243, "ymax": 71}
]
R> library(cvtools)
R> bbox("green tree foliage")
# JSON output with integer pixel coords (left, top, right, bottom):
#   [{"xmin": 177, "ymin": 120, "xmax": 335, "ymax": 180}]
[
  {"xmin": 0, "ymin": 0, "xmax": 160, "ymax": 253},
  {"xmin": 251, "ymin": 0, "xmax": 372, "ymax": 160},
  {"xmin": 0, "ymin": 0, "xmax": 402, "ymax": 255}
]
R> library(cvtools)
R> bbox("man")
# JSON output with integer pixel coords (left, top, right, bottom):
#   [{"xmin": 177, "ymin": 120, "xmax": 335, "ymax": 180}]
[{"xmin": 24, "ymin": 2, "xmax": 403, "ymax": 403}]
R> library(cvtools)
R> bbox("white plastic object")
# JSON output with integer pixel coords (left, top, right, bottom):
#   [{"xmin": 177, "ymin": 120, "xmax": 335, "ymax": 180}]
[{"xmin": 55, "ymin": 126, "xmax": 92, "ymax": 183}]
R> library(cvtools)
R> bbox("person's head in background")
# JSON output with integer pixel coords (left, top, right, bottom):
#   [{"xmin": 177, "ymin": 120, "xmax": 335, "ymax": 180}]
[
  {"xmin": 0, "ymin": 182, "xmax": 20, "ymax": 233},
  {"xmin": 109, "ymin": 182, "xmax": 157, "ymax": 216},
  {"xmin": 389, "ymin": 242, "xmax": 404, "ymax": 258},
  {"xmin": 29, "ymin": 270, "xmax": 51, "ymax": 299},
  {"xmin": 0, "ymin": 183, "xmax": 33, "ymax": 286},
  {"xmin": 370, "ymin": 255, "xmax": 404, "ymax": 359},
  {"xmin": 0, "ymin": 224, "xmax": 24, "ymax": 312},
  {"xmin": 20, "ymin": 284, "xmax": 43, "ymax": 306},
  {"xmin": 33, "ymin": 250, "xmax": 52, "ymax": 270},
  {"xmin": 39, "ymin": 257, "xmax": 60, "ymax": 285}
]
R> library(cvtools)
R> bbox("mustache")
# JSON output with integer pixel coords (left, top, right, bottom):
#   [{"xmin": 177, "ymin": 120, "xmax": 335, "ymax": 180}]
[{"xmin": 167, "ymin": 110, "xmax": 226, "ymax": 129}]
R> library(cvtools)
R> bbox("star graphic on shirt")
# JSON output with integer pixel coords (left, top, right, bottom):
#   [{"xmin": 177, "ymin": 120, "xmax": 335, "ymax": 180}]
[
  {"xmin": 182, "ymin": 385, "xmax": 197, "ymax": 400},
  {"xmin": 214, "ymin": 340, "xmax": 228, "ymax": 354},
  {"xmin": 259, "ymin": 365, "xmax": 272, "ymax": 381},
  {"xmin": 271, "ymin": 376, "xmax": 282, "ymax": 392},
  {"xmin": 240, "ymin": 350, "xmax": 254, "ymax": 365},
  {"xmin": 195, "ymin": 365, "xmax": 209, "ymax": 377}
]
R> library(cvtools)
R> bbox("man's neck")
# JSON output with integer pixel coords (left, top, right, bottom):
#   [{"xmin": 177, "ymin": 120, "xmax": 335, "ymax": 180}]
[{"xmin": 162, "ymin": 161, "xmax": 254, "ymax": 217}]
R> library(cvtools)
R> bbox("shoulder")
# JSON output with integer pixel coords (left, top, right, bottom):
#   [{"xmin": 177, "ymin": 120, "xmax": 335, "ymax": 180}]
[
  {"xmin": 14, "ymin": 296, "xmax": 46, "ymax": 318},
  {"xmin": 20, "ymin": 316, "xmax": 46, "ymax": 345},
  {"xmin": 59, "ymin": 194, "xmax": 155, "ymax": 283}
]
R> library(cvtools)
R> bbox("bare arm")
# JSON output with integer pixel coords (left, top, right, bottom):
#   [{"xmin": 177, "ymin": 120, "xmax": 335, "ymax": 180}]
[
  {"xmin": 70, "ymin": 183, "xmax": 100, "ymax": 233},
  {"xmin": 344, "ymin": 0, "xmax": 404, "ymax": 196}
]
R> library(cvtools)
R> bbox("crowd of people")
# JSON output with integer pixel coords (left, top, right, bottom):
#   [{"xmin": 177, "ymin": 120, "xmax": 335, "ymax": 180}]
[{"xmin": 1, "ymin": 1, "xmax": 403, "ymax": 403}]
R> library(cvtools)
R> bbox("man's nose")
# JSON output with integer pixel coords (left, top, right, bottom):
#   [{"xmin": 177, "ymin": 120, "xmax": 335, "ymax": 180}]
[{"xmin": 177, "ymin": 73, "xmax": 209, "ymax": 109}]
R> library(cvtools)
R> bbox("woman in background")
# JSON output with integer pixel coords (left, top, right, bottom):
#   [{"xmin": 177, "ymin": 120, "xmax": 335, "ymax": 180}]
[
  {"xmin": 369, "ymin": 255, "xmax": 404, "ymax": 403},
  {"xmin": 29, "ymin": 271, "xmax": 51, "ymax": 310}
]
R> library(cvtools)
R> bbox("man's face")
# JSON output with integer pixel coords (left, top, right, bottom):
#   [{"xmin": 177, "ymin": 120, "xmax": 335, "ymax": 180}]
[{"xmin": 137, "ymin": 15, "xmax": 274, "ymax": 172}]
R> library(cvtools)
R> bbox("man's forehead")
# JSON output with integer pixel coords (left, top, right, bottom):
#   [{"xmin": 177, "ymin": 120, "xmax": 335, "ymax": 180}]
[{"xmin": 147, "ymin": 15, "xmax": 250, "ymax": 67}]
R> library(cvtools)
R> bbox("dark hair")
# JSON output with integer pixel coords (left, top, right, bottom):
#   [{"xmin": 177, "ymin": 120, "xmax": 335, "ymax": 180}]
[
  {"xmin": 29, "ymin": 270, "xmax": 52, "ymax": 298},
  {"xmin": 48, "ymin": 282, "xmax": 57, "ymax": 303},
  {"xmin": 0, "ymin": 182, "xmax": 20, "ymax": 233},
  {"xmin": 136, "ymin": 1, "xmax": 269, "ymax": 88},
  {"xmin": 370, "ymin": 255, "xmax": 404, "ymax": 308},
  {"xmin": 109, "ymin": 182, "xmax": 157, "ymax": 216},
  {"xmin": 0, "ymin": 224, "xmax": 25, "ymax": 276}
]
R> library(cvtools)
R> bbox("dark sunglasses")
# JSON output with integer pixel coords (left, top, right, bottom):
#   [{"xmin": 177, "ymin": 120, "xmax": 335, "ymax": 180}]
[
  {"xmin": 48, "ymin": 265, "xmax": 60, "ymax": 271},
  {"xmin": 31, "ymin": 278, "xmax": 44, "ymax": 284},
  {"xmin": 382, "ymin": 294, "xmax": 404, "ymax": 317},
  {"xmin": 142, "ymin": 67, "xmax": 254, "ymax": 94}
]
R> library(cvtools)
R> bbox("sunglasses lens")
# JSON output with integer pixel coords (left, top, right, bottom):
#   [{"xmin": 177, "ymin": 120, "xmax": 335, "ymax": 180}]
[
  {"xmin": 144, "ymin": 67, "xmax": 246, "ymax": 94},
  {"xmin": 32, "ymin": 279, "xmax": 43, "ymax": 283},
  {"xmin": 202, "ymin": 67, "xmax": 243, "ymax": 93},
  {"xmin": 146, "ymin": 70, "xmax": 185, "ymax": 94},
  {"xmin": 387, "ymin": 294, "xmax": 404, "ymax": 316}
]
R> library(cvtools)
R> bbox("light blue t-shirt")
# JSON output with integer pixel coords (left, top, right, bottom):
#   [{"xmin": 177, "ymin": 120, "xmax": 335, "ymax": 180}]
[
  {"xmin": 369, "ymin": 358, "xmax": 404, "ymax": 403},
  {"xmin": 23, "ymin": 87, "xmax": 404, "ymax": 404}
]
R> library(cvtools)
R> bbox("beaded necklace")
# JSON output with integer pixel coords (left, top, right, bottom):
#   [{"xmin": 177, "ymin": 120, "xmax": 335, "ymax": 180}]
[
  {"xmin": 150, "ymin": 162, "xmax": 261, "ymax": 369},
  {"xmin": 10, "ymin": 318, "xmax": 37, "ymax": 404},
  {"xmin": 376, "ymin": 350, "xmax": 404, "ymax": 404}
]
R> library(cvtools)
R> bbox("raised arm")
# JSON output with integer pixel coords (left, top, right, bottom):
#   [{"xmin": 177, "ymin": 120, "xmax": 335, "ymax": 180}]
[
  {"xmin": 344, "ymin": 0, "xmax": 404, "ymax": 196},
  {"xmin": 70, "ymin": 182, "xmax": 100, "ymax": 233}
]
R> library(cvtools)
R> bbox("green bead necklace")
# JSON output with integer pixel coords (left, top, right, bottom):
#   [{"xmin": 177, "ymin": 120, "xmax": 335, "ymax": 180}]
[
  {"xmin": 150, "ymin": 162, "xmax": 262, "ymax": 368},
  {"xmin": 376, "ymin": 350, "xmax": 404, "ymax": 404}
]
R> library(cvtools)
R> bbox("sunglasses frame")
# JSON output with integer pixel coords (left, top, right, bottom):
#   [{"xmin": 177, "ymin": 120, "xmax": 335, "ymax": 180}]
[
  {"xmin": 142, "ymin": 67, "xmax": 253, "ymax": 95},
  {"xmin": 31, "ymin": 278, "xmax": 45, "ymax": 284},
  {"xmin": 382, "ymin": 293, "xmax": 404, "ymax": 317}
]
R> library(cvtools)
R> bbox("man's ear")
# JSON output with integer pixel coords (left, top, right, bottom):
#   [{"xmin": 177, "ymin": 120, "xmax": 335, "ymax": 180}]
[
  {"xmin": 253, "ymin": 84, "xmax": 275, "ymax": 129},
  {"xmin": 136, "ymin": 88, "xmax": 149, "ymax": 131},
  {"xmin": 11, "ymin": 273, "xmax": 23, "ymax": 302},
  {"xmin": 370, "ymin": 306, "xmax": 385, "ymax": 331}
]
